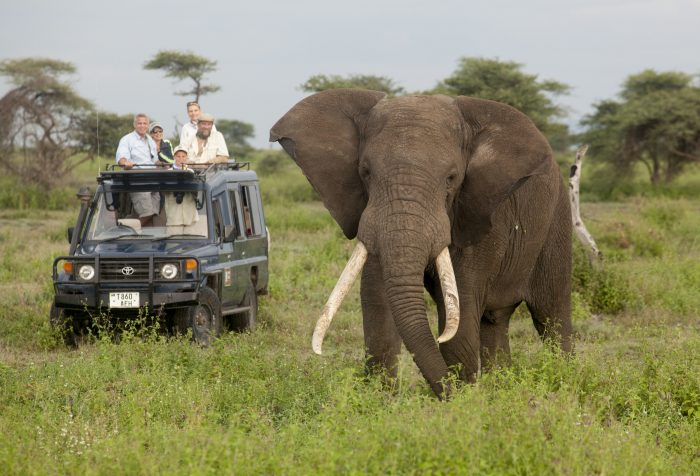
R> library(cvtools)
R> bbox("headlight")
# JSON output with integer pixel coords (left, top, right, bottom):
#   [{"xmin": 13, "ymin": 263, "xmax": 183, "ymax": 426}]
[
  {"xmin": 78, "ymin": 264, "xmax": 95, "ymax": 281},
  {"xmin": 161, "ymin": 263, "xmax": 178, "ymax": 280}
]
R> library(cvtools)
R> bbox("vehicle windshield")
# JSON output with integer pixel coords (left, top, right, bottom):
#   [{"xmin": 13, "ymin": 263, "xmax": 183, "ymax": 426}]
[{"xmin": 85, "ymin": 189, "xmax": 209, "ymax": 241}]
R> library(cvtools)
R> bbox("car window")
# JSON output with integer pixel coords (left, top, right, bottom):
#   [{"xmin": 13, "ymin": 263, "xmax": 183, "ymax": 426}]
[
  {"xmin": 241, "ymin": 184, "xmax": 263, "ymax": 237},
  {"xmin": 85, "ymin": 191, "xmax": 208, "ymax": 241},
  {"xmin": 228, "ymin": 189, "xmax": 244, "ymax": 239},
  {"xmin": 212, "ymin": 194, "xmax": 226, "ymax": 241}
]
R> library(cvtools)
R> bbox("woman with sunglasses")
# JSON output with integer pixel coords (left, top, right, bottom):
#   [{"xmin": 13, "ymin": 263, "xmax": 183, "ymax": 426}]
[{"xmin": 149, "ymin": 122, "xmax": 174, "ymax": 166}]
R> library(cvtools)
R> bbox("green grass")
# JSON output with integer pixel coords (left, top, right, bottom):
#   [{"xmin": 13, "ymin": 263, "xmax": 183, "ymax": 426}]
[{"xmin": 1, "ymin": 160, "xmax": 699, "ymax": 474}]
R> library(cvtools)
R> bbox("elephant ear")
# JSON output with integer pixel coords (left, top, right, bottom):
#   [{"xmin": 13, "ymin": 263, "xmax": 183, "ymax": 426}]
[
  {"xmin": 269, "ymin": 89, "xmax": 387, "ymax": 239},
  {"xmin": 452, "ymin": 96, "xmax": 554, "ymax": 247}
]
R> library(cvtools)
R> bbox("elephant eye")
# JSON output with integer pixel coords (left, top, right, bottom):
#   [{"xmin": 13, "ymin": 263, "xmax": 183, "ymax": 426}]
[
  {"xmin": 360, "ymin": 165, "xmax": 370, "ymax": 180},
  {"xmin": 446, "ymin": 173, "xmax": 457, "ymax": 188}
]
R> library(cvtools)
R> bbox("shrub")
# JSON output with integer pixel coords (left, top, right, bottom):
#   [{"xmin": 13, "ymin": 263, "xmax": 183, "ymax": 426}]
[{"xmin": 572, "ymin": 243, "xmax": 636, "ymax": 314}]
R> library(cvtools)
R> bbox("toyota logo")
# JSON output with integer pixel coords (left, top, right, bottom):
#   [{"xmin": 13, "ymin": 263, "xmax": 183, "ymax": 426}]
[{"xmin": 121, "ymin": 266, "xmax": 135, "ymax": 276}]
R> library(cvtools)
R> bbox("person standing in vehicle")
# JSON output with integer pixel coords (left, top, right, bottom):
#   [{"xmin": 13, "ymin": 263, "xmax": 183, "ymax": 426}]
[
  {"xmin": 183, "ymin": 112, "xmax": 229, "ymax": 164},
  {"xmin": 115, "ymin": 114, "xmax": 159, "ymax": 226},
  {"xmin": 149, "ymin": 122, "xmax": 174, "ymax": 165},
  {"xmin": 116, "ymin": 113, "xmax": 157, "ymax": 169},
  {"xmin": 179, "ymin": 101, "xmax": 217, "ymax": 146}
]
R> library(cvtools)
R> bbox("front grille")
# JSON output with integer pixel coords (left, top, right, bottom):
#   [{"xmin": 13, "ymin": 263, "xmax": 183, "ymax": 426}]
[{"xmin": 100, "ymin": 259, "xmax": 150, "ymax": 281}]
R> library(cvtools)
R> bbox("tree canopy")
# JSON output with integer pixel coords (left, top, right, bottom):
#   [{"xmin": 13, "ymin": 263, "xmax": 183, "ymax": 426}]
[
  {"xmin": 579, "ymin": 69, "xmax": 700, "ymax": 185},
  {"xmin": 144, "ymin": 50, "xmax": 220, "ymax": 103},
  {"xmin": 0, "ymin": 57, "xmax": 94, "ymax": 188},
  {"xmin": 432, "ymin": 57, "xmax": 571, "ymax": 149},
  {"xmin": 216, "ymin": 119, "xmax": 255, "ymax": 159},
  {"xmin": 76, "ymin": 111, "xmax": 135, "ymax": 161},
  {"xmin": 300, "ymin": 74, "xmax": 405, "ymax": 96}
]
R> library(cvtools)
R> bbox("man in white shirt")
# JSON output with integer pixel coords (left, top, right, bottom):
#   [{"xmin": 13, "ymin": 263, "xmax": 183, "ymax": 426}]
[
  {"xmin": 179, "ymin": 101, "xmax": 217, "ymax": 146},
  {"xmin": 184, "ymin": 112, "xmax": 230, "ymax": 165},
  {"xmin": 116, "ymin": 114, "xmax": 157, "ymax": 169},
  {"xmin": 115, "ymin": 114, "xmax": 160, "ymax": 226}
]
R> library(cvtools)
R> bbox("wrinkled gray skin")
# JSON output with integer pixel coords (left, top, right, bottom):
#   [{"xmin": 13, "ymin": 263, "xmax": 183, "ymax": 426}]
[{"xmin": 270, "ymin": 89, "xmax": 572, "ymax": 398}]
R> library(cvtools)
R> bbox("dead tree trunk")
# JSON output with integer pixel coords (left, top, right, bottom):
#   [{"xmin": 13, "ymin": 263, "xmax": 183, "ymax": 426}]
[{"xmin": 569, "ymin": 145, "xmax": 602, "ymax": 264}]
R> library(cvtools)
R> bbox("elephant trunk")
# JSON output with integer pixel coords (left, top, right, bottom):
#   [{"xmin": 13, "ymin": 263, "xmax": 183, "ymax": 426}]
[{"xmin": 379, "ymin": 225, "xmax": 453, "ymax": 397}]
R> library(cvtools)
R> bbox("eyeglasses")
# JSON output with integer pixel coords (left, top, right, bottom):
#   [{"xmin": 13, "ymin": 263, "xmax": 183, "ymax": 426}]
[
  {"xmin": 151, "ymin": 129, "xmax": 163, "ymax": 134},
  {"xmin": 186, "ymin": 101, "xmax": 199, "ymax": 107}
]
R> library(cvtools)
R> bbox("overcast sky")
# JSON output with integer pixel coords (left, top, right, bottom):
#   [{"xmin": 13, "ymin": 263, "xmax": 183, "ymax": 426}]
[{"xmin": 2, "ymin": 0, "xmax": 699, "ymax": 149}]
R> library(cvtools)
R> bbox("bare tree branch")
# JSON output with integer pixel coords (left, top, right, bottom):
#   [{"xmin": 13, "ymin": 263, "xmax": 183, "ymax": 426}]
[
  {"xmin": 569, "ymin": 145, "xmax": 602, "ymax": 264},
  {"xmin": 669, "ymin": 147, "xmax": 700, "ymax": 162}
]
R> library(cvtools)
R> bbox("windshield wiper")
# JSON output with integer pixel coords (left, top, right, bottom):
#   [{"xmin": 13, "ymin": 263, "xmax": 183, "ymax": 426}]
[{"xmin": 150, "ymin": 234, "xmax": 207, "ymax": 242}]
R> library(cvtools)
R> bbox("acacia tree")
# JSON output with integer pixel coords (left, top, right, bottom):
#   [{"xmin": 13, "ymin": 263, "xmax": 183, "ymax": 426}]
[
  {"xmin": 300, "ymin": 74, "xmax": 405, "ymax": 96},
  {"xmin": 144, "ymin": 50, "xmax": 220, "ymax": 102},
  {"xmin": 580, "ymin": 69, "xmax": 700, "ymax": 185},
  {"xmin": 432, "ymin": 57, "xmax": 571, "ymax": 149},
  {"xmin": 0, "ymin": 57, "xmax": 94, "ymax": 188}
]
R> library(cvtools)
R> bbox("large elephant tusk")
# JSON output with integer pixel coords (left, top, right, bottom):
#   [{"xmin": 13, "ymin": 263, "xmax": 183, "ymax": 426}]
[
  {"xmin": 435, "ymin": 247, "xmax": 460, "ymax": 344},
  {"xmin": 312, "ymin": 241, "xmax": 368, "ymax": 355}
]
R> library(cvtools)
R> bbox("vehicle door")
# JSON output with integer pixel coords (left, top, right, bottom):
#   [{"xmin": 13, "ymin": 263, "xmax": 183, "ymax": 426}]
[
  {"xmin": 220, "ymin": 184, "xmax": 249, "ymax": 308},
  {"xmin": 236, "ymin": 182, "xmax": 268, "ymax": 290},
  {"xmin": 211, "ymin": 191, "xmax": 239, "ymax": 309}
]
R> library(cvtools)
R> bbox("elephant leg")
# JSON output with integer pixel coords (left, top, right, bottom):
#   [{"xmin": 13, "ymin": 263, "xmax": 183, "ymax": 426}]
[
  {"xmin": 526, "ymin": 204, "xmax": 573, "ymax": 353},
  {"xmin": 480, "ymin": 305, "xmax": 518, "ymax": 370},
  {"xmin": 426, "ymin": 271, "xmax": 481, "ymax": 383},
  {"xmin": 361, "ymin": 254, "xmax": 402, "ymax": 380}
]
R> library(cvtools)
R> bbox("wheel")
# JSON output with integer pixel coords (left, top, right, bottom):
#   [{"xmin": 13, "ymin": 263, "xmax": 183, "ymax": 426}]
[
  {"xmin": 174, "ymin": 286, "xmax": 222, "ymax": 346},
  {"xmin": 232, "ymin": 279, "xmax": 257, "ymax": 332},
  {"xmin": 50, "ymin": 304, "xmax": 88, "ymax": 347}
]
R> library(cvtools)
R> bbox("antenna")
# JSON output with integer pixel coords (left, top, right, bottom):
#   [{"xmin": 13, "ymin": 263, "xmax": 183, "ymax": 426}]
[{"xmin": 96, "ymin": 108, "xmax": 100, "ymax": 173}]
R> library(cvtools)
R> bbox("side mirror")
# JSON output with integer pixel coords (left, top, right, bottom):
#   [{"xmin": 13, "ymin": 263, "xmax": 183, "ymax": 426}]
[
  {"xmin": 223, "ymin": 225, "xmax": 236, "ymax": 243},
  {"xmin": 67, "ymin": 227, "xmax": 74, "ymax": 244}
]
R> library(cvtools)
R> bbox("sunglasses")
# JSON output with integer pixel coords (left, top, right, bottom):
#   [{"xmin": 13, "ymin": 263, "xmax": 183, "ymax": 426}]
[{"xmin": 151, "ymin": 129, "xmax": 163, "ymax": 134}]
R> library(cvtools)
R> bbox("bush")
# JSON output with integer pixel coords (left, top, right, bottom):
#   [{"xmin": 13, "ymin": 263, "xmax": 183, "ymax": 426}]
[{"xmin": 572, "ymin": 243, "xmax": 636, "ymax": 315}]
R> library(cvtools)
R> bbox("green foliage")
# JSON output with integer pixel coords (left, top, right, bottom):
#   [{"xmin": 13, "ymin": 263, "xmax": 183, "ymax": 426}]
[
  {"xmin": 216, "ymin": 118, "xmax": 255, "ymax": 159},
  {"xmin": 75, "ymin": 111, "xmax": 134, "ymax": 160},
  {"xmin": 0, "ymin": 57, "xmax": 76, "ymax": 86},
  {"xmin": 143, "ymin": 50, "xmax": 220, "ymax": 102},
  {"xmin": 572, "ymin": 244, "xmax": 635, "ymax": 314},
  {"xmin": 249, "ymin": 149, "xmax": 289, "ymax": 175},
  {"xmin": 300, "ymin": 74, "xmax": 405, "ymax": 96},
  {"xmin": 431, "ymin": 57, "xmax": 571, "ymax": 148},
  {"xmin": 580, "ymin": 69, "xmax": 700, "ymax": 186},
  {"xmin": 2, "ymin": 164, "xmax": 700, "ymax": 473}
]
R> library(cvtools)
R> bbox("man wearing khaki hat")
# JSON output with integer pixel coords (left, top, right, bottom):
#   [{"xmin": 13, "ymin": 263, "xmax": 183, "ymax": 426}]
[{"xmin": 183, "ymin": 112, "xmax": 230, "ymax": 164}]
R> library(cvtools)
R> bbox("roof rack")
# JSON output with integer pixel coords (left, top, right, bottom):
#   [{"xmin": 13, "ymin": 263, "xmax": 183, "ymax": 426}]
[{"xmin": 101, "ymin": 161, "xmax": 251, "ymax": 184}]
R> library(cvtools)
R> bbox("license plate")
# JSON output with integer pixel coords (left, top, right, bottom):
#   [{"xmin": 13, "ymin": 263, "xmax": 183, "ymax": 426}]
[{"xmin": 109, "ymin": 292, "xmax": 140, "ymax": 308}]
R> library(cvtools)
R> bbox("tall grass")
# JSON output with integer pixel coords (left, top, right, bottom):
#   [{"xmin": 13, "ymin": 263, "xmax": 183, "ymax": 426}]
[{"xmin": 0, "ymin": 156, "xmax": 699, "ymax": 474}]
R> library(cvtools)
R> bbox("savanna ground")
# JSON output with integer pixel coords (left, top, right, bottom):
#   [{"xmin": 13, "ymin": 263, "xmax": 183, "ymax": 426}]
[{"xmin": 0, "ymin": 153, "xmax": 699, "ymax": 475}]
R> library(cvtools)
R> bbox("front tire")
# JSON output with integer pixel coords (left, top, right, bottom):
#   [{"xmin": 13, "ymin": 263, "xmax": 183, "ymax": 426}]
[
  {"xmin": 50, "ymin": 304, "xmax": 88, "ymax": 347},
  {"xmin": 175, "ymin": 286, "xmax": 222, "ymax": 346}
]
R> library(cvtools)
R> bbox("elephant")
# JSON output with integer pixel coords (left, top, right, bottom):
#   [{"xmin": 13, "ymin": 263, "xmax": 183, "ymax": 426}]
[{"xmin": 270, "ymin": 89, "xmax": 572, "ymax": 398}]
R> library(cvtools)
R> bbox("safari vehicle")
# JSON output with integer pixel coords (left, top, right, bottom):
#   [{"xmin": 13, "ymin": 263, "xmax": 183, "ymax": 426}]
[{"xmin": 51, "ymin": 162, "xmax": 269, "ymax": 345}]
